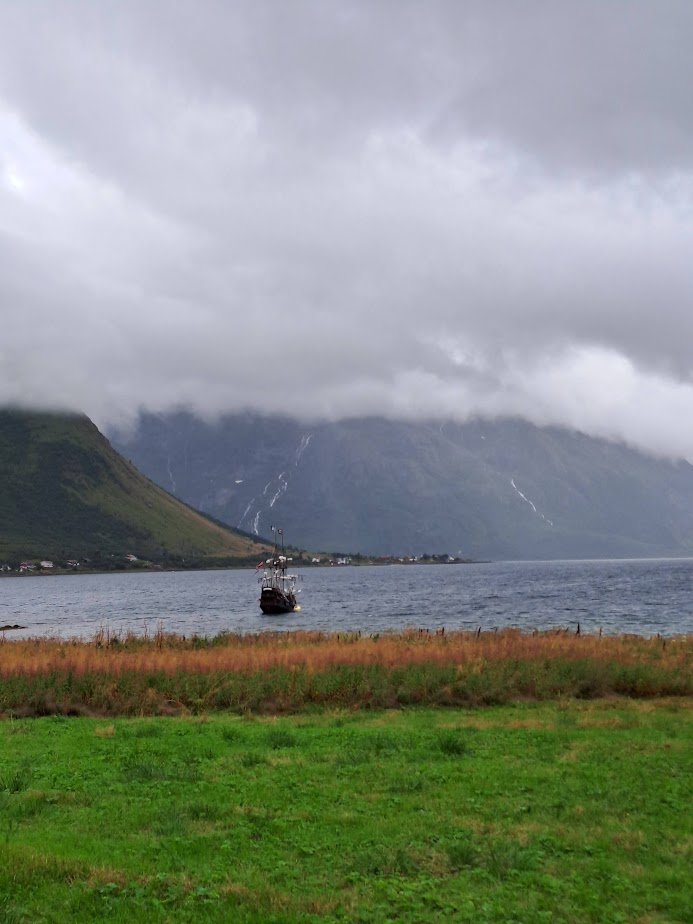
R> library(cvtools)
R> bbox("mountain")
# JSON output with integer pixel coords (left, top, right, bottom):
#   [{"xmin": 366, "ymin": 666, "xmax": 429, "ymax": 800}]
[
  {"xmin": 109, "ymin": 411, "xmax": 693, "ymax": 561},
  {"xmin": 0, "ymin": 409, "xmax": 269, "ymax": 565}
]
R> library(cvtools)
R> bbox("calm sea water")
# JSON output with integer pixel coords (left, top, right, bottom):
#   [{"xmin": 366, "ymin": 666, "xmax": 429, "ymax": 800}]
[{"xmin": 1, "ymin": 559, "xmax": 691, "ymax": 640}]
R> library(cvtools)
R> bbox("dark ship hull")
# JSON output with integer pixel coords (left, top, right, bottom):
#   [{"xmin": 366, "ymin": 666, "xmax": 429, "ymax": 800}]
[{"xmin": 260, "ymin": 586, "xmax": 297, "ymax": 615}]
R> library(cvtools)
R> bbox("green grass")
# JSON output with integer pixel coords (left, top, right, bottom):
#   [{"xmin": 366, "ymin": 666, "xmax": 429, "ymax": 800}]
[{"xmin": 0, "ymin": 700, "xmax": 691, "ymax": 922}]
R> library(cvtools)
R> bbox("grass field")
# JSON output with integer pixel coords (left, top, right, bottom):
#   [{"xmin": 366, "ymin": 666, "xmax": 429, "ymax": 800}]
[{"xmin": 1, "ymin": 699, "xmax": 691, "ymax": 923}]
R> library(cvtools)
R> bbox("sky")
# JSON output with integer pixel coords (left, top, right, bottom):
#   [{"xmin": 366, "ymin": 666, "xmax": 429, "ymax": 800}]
[{"xmin": 1, "ymin": 0, "xmax": 693, "ymax": 459}]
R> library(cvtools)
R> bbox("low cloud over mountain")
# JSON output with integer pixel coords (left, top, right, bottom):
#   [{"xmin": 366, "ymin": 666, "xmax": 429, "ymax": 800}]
[{"xmin": 2, "ymin": 2, "xmax": 693, "ymax": 459}]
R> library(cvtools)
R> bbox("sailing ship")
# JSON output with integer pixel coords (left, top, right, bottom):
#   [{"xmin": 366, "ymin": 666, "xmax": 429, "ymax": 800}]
[{"xmin": 257, "ymin": 527, "xmax": 300, "ymax": 614}]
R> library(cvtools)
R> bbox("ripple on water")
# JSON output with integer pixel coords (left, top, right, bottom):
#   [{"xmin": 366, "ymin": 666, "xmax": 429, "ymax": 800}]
[{"xmin": 1, "ymin": 559, "xmax": 691, "ymax": 639}]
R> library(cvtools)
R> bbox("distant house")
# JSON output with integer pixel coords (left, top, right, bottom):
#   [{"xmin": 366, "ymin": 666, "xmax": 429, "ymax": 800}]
[
  {"xmin": 0, "ymin": 564, "xmax": 11, "ymax": 572},
  {"xmin": 66, "ymin": 560, "xmax": 79, "ymax": 568},
  {"xmin": 40, "ymin": 561, "xmax": 54, "ymax": 569},
  {"xmin": 125, "ymin": 554, "xmax": 138, "ymax": 562},
  {"xmin": 19, "ymin": 562, "xmax": 36, "ymax": 572}
]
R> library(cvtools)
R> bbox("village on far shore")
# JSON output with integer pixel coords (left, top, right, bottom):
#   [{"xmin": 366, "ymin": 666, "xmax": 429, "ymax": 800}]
[
  {"xmin": 1, "ymin": 551, "xmax": 473, "ymax": 576},
  {"xmin": 1, "ymin": 553, "xmax": 143, "ymax": 574}
]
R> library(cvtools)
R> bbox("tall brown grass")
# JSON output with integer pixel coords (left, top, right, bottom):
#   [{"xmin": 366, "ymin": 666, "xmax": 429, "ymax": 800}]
[
  {"xmin": 1, "ymin": 629, "xmax": 690, "ymax": 716},
  {"xmin": 0, "ymin": 627, "xmax": 688, "ymax": 676}
]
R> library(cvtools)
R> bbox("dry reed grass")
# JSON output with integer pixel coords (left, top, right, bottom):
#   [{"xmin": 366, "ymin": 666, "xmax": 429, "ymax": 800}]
[
  {"xmin": 1, "ymin": 628, "xmax": 690, "ymax": 716},
  {"xmin": 0, "ymin": 627, "xmax": 688, "ymax": 678}
]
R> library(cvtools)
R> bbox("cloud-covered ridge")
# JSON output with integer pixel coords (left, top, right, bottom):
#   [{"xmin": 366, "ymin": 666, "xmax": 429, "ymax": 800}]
[{"xmin": 1, "ymin": 1, "xmax": 692, "ymax": 458}]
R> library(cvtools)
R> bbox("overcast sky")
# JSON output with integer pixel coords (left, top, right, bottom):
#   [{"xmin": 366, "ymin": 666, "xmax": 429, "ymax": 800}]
[{"xmin": 1, "ymin": 0, "xmax": 693, "ymax": 458}]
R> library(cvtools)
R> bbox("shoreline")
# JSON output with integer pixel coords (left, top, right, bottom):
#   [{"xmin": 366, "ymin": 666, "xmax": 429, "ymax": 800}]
[{"xmin": 0, "ymin": 558, "xmax": 485, "ymax": 579}]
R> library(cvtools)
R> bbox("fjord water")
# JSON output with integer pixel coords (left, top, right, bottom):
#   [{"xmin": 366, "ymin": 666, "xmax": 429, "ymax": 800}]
[{"xmin": 2, "ymin": 559, "xmax": 692, "ymax": 639}]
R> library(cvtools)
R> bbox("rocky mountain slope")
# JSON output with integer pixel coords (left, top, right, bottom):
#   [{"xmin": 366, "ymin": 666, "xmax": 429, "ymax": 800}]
[{"xmin": 110, "ymin": 412, "xmax": 693, "ymax": 560}]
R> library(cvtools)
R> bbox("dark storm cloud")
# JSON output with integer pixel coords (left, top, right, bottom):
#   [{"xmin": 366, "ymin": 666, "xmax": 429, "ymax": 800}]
[{"xmin": 1, "ymin": 1, "xmax": 692, "ymax": 457}]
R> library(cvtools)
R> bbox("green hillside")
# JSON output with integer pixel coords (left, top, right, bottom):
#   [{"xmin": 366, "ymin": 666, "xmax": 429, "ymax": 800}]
[{"xmin": 0, "ymin": 409, "xmax": 270, "ymax": 566}]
